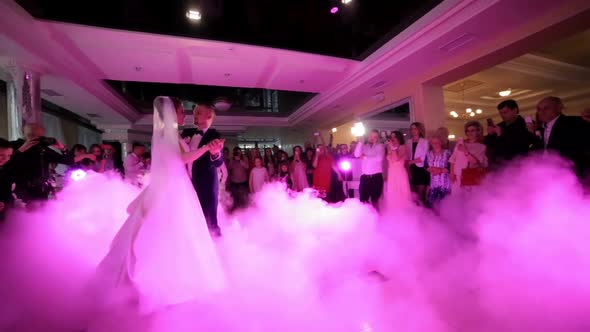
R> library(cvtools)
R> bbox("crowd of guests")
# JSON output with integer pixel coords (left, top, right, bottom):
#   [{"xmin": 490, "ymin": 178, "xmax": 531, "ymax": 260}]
[
  {"xmin": 0, "ymin": 123, "xmax": 126, "ymax": 219},
  {"xmin": 221, "ymin": 133, "xmax": 353, "ymax": 212},
  {"xmin": 0, "ymin": 96, "xmax": 588, "ymax": 220},
  {"xmin": 217, "ymin": 96, "xmax": 589, "ymax": 213}
]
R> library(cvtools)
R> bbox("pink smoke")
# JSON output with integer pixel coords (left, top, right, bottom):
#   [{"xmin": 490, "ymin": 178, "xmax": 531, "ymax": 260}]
[{"xmin": 0, "ymin": 155, "xmax": 589, "ymax": 332}]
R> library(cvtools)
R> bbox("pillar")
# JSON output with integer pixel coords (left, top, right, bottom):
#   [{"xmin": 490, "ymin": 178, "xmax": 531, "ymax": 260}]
[
  {"xmin": 411, "ymin": 84, "xmax": 446, "ymax": 136},
  {"xmin": 5, "ymin": 64, "xmax": 42, "ymax": 140}
]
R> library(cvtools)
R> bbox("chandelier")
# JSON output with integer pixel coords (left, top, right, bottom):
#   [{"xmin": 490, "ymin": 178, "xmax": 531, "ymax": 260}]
[
  {"xmin": 450, "ymin": 108, "xmax": 482, "ymax": 119},
  {"xmin": 450, "ymin": 81, "xmax": 484, "ymax": 119}
]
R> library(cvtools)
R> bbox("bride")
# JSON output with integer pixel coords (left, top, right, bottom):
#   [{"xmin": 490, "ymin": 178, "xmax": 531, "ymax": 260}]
[{"xmin": 93, "ymin": 96, "xmax": 226, "ymax": 313}]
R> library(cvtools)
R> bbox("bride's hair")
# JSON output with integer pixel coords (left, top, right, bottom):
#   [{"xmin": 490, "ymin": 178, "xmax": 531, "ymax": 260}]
[{"xmin": 170, "ymin": 97, "xmax": 183, "ymax": 112}]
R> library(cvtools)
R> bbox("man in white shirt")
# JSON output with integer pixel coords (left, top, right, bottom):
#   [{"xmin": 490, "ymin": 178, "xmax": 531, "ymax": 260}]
[
  {"xmin": 123, "ymin": 142, "xmax": 146, "ymax": 185},
  {"xmin": 354, "ymin": 129, "xmax": 385, "ymax": 208}
]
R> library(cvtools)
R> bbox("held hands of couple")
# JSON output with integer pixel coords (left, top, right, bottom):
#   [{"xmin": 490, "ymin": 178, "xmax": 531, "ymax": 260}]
[{"xmin": 207, "ymin": 138, "xmax": 225, "ymax": 155}]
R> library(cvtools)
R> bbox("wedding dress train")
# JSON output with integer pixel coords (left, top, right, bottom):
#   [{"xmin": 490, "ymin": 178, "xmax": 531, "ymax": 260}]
[{"xmin": 94, "ymin": 97, "xmax": 225, "ymax": 313}]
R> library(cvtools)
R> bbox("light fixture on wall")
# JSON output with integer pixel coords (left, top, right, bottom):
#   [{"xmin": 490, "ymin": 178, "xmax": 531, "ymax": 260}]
[{"xmin": 499, "ymin": 89, "xmax": 511, "ymax": 97}]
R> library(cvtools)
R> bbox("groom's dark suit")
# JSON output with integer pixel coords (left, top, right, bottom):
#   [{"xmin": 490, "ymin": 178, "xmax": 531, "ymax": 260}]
[{"xmin": 182, "ymin": 127, "xmax": 224, "ymax": 234}]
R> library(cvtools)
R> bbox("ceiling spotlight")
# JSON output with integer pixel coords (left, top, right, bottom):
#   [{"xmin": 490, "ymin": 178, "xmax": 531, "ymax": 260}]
[
  {"xmin": 466, "ymin": 108, "xmax": 472, "ymax": 113},
  {"xmin": 453, "ymin": 113, "xmax": 459, "ymax": 118},
  {"xmin": 499, "ymin": 89, "xmax": 511, "ymax": 97},
  {"xmin": 186, "ymin": 9, "xmax": 202, "ymax": 21},
  {"xmin": 330, "ymin": 6, "xmax": 339, "ymax": 14},
  {"xmin": 448, "ymin": 134, "xmax": 456, "ymax": 139},
  {"xmin": 476, "ymin": 109, "xmax": 482, "ymax": 114},
  {"xmin": 332, "ymin": 128, "xmax": 337, "ymax": 133},
  {"xmin": 342, "ymin": 0, "xmax": 352, "ymax": 4},
  {"xmin": 469, "ymin": 112, "xmax": 475, "ymax": 117}
]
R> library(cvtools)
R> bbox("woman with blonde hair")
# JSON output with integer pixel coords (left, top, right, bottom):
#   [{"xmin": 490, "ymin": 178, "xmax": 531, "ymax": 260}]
[
  {"xmin": 449, "ymin": 121, "xmax": 488, "ymax": 194},
  {"xmin": 406, "ymin": 122, "xmax": 429, "ymax": 205}
]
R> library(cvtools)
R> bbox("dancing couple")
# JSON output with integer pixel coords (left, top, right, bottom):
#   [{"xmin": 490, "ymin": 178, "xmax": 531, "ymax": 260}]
[{"xmin": 93, "ymin": 97, "xmax": 226, "ymax": 313}]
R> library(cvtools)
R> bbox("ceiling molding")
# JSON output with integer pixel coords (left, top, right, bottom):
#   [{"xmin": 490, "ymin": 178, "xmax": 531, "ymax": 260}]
[
  {"xmin": 288, "ymin": 0, "xmax": 498, "ymax": 125},
  {"xmin": 0, "ymin": 2, "xmax": 140, "ymax": 122},
  {"xmin": 497, "ymin": 53, "xmax": 590, "ymax": 82}
]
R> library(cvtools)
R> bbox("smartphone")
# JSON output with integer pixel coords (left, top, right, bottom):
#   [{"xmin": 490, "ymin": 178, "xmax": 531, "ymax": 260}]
[{"xmin": 525, "ymin": 116, "xmax": 533, "ymax": 124}]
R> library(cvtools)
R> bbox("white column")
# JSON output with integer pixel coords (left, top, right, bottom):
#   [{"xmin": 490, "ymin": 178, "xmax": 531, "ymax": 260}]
[
  {"xmin": 5, "ymin": 64, "xmax": 42, "ymax": 140},
  {"xmin": 411, "ymin": 84, "xmax": 446, "ymax": 136}
]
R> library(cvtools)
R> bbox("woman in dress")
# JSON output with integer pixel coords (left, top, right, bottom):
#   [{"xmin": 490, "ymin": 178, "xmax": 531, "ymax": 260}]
[
  {"xmin": 382, "ymin": 131, "xmax": 412, "ymax": 210},
  {"xmin": 449, "ymin": 121, "xmax": 488, "ymax": 194},
  {"xmin": 289, "ymin": 145, "xmax": 308, "ymax": 192},
  {"xmin": 312, "ymin": 144, "xmax": 333, "ymax": 198},
  {"xmin": 406, "ymin": 122, "xmax": 430, "ymax": 205},
  {"xmin": 93, "ymin": 97, "xmax": 225, "ymax": 313},
  {"xmin": 425, "ymin": 135, "xmax": 452, "ymax": 209}
]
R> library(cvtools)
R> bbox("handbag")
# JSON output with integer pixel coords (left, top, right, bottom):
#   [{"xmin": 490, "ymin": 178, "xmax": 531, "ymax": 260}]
[{"xmin": 461, "ymin": 167, "xmax": 487, "ymax": 186}]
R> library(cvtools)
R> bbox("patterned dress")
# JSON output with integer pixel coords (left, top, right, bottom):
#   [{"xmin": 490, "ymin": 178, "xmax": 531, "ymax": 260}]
[{"xmin": 425, "ymin": 149, "xmax": 451, "ymax": 207}]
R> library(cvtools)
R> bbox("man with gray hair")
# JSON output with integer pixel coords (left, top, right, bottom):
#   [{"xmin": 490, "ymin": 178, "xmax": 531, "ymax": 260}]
[{"xmin": 535, "ymin": 96, "xmax": 590, "ymax": 178}]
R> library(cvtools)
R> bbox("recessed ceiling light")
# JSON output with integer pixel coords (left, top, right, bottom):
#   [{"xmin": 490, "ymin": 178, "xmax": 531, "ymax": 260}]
[
  {"xmin": 342, "ymin": 0, "xmax": 352, "ymax": 4},
  {"xmin": 499, "ymin": 89, "xmax": 511, "ymax": 97},
  {"xmin": 448, "ymin": 134, "xmax": 456, "ymax": 139},
  {"xmin": 186, "ymin": 10, "xmax": 202, "ymax": 21},
  {"xmin": 469, "ymin": 112, "xmax": 475, "ymax": 117},
  {"xmin": 476, "ymin": 109, "xmax": 482, "ymax": 114},
  {"xmin": 466, "ymin": 108, "xmax": 472, "ymax": 113}
]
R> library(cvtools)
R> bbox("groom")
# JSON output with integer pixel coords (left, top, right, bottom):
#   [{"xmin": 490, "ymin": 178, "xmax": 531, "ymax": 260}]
[{"xmin": 182, "ymin": 104, "xmax": 224, "ymax": 237}]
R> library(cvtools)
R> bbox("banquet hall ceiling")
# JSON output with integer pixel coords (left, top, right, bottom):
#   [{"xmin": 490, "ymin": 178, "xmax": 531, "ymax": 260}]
[
  {"xmin": 16, "ymin": 0, "xmax": 443, "ymax": 60},
  {"xmin": 2, "ymin": 0, "xmax": 590, "ymax": 130}
]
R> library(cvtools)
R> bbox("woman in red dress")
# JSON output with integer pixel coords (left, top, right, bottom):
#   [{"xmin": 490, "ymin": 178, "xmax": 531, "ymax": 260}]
[{"xmin": 312, "ymin": 144, "xmax": 333, "ymax": 197}]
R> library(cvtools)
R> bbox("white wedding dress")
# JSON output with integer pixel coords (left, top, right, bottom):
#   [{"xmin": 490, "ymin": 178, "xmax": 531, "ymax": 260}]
[{"xmin": 94, "ymin": 97, "xmax": 225, "ymax": 313}]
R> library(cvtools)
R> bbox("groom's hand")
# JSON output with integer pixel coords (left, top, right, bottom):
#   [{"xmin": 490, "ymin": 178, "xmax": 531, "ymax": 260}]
[{"xmin": 209, "ymin": 139, "xmax": 225, "ymax": 155}]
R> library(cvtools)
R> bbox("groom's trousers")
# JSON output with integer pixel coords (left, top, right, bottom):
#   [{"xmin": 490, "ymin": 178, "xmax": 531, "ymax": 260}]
[{"xmin": 195, "ymin": 183, "xmax": 220, "ymax": 234}]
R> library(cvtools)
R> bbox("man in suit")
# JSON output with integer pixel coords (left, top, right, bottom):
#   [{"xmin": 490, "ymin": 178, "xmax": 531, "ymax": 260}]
[
  {"xmin": 535, "ymin": 96, "xmax": 590, "ymax": 179},
  {"xmin": 486, "ymin": 99, "xmax": 537, "ymax": 168},
  {"xmin": 182, "ymin": 104, "xmax": 225, "ymax": 237}
]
